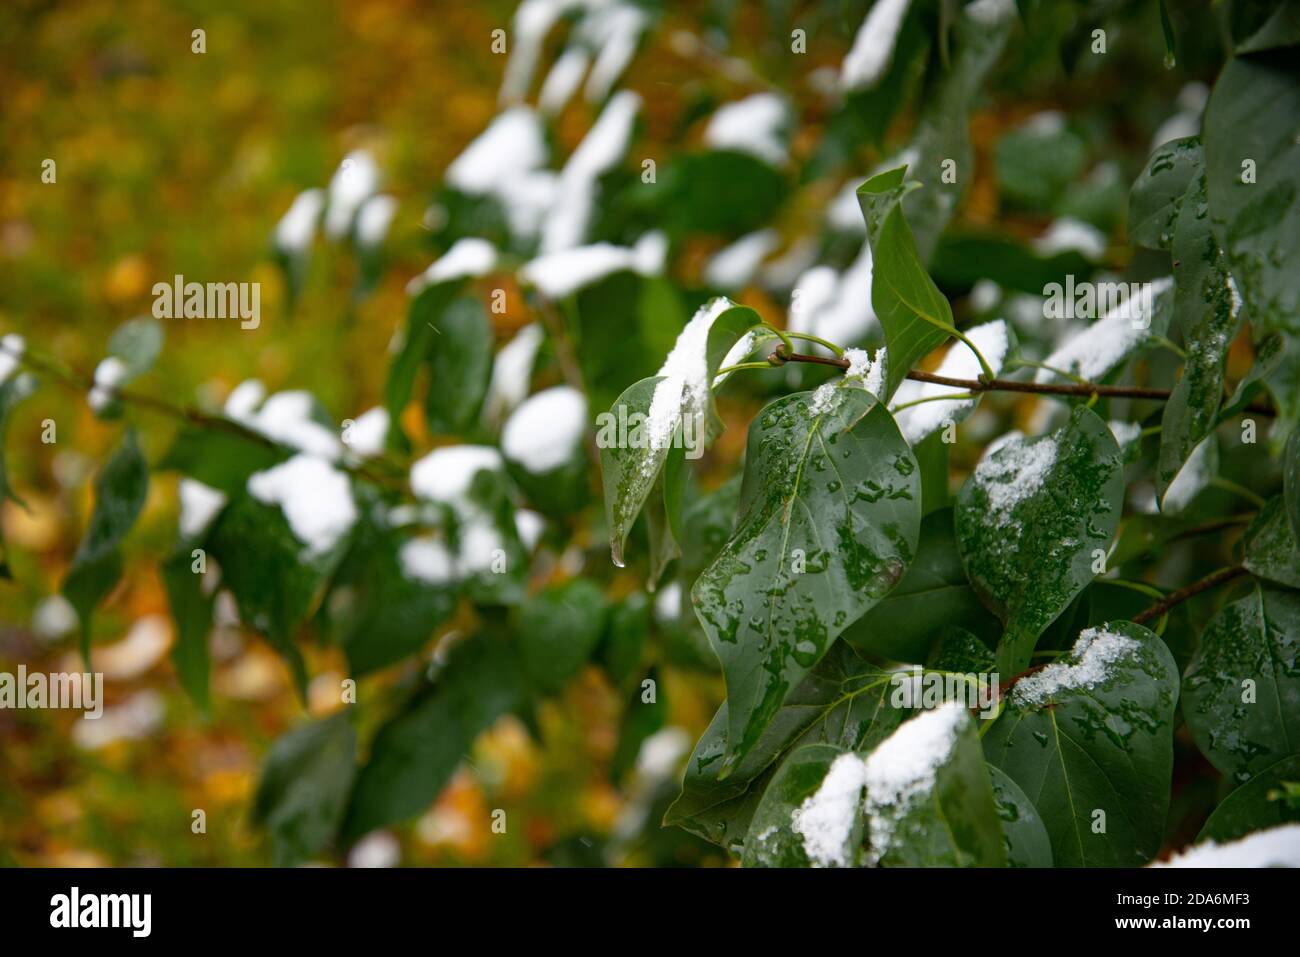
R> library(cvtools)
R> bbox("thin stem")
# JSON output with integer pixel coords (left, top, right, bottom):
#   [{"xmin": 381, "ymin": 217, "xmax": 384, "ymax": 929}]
[
  {"xmin": 1007, "ymin": 357, "xmax": 1089, "ymax": 386},
  {"xmin": 2, "ymin": 339, "xmax": 408, "ymax": 492},
  {"xmin": 1131, "ymin": 565, "xmax": 1248, "ymax": 625},
  {"xmin": 761, "ymin": 323, "xmax": 796, "ymax": 358},
  {"xmin": 1210, "ymin": 476, "xmax": 1267, "ymax": 509},
  {"xmin": 950, "ymin": 329, "xmax": 996, "ymax": 382},
  {"xmin": 890, "ymin": 391, "xmax": 976, "ymax": 413},
  {"xmin": 769, "ymin": 349, "xmax": 1277, "ymax": 415},
  {"xmin": 715, "ymin": 361, "xmax": 776, "ymax": 377},
  {"xmin": 784, "ymin": 330, "xmax": 845, "ymax": 357}
]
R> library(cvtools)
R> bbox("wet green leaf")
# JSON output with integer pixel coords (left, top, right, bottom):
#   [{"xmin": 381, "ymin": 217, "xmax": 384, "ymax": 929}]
[
  {"xmin": 62, "ymin": 429, "xmax": 149, "ymax": 663},
  {"xmin": 956, "ymin": 406, "xmax": 1125, "ymax": 676},
  {"xmin": 844, "ymin": 508, "xmax": 998, "ymax": 663},
  {"xmin": 1198, "ymin": 754, "xmax": 1300, "ymax": 843},
  {"xmin": 983, "ymin": 621, "xmax": 1179, "ymax": 866},
  {"xmin": 253, "ymin": 712, "xmax": 357, "ymax": 866},
  {"xmin": 1285, "ymin": 429, "xmax": 1300, "ymax": 542},
  {"xmin": 1129, "ymin": 136, "xmax": 1201, "ymax": 250},
  {"xmin": 665, "ymin": 641, "xmax": 907, "ymax": 853},
  {"xmin": 518, "ymin": 578, "xmax": 607, "ymax": 693},
  {"xmin": 693, "ymin": 387, "xmax": 920, "ymax": 771},
  {"xmin": 1183, "ymin": 584, "xmax": 1300, "ymax": 784},
  {"xmin": 988, "ymin": 765, "xmax": 1053, "ymax": 867},
  {"xmin": 424, "ymin": 295, "xmax": 491, "ymax": 434},
  {"xmin": 858, "ymin": 167, "xmax": 958, "ymax": 401},
  {"xmin": 1205, "ymin": 52, "xmax": 1300, "ymax": 335},
  {"xmin": 741, "ymin": 744, "xmax": 852, "ymax": 868},
  {"xmin": 1242, "ymin": 496, "xmax": 1300, "ymax": 588}
]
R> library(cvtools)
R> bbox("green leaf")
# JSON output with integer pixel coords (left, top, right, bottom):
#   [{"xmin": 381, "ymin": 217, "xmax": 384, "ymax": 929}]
[
  {"xmin": 207, "ymin": 490, "xmax": 351, "ymax": 694},
  {"xmin": 843, "ymin": 507, "xmax": 998, "ymax": 662},
  {"xmin": 956, "ymin": 406, "xmax": 1125, "ymax": 676},
  {"xmin": 1157, "ymin": 163, "xmax": 1242, "ymax": 496},
  {"xmin": 328, "ymin": 514, "xmax": 458, "ymax": 677},
  {"xmin": 252, "ymin": 712, "xmax": 357, "ymax": 866},
  {"xmin": 597, "ymin": 593, "xmax": 650, "ymax": 690},
  {"xmin": 1129, "ymin": 137, "xmax": 1202, "ymax": 250},
  {"xmin": 62, "ymin": 429, "xmax": 149, "ymax": 663},
  {"xmin": 383, "ymin": 280, "xmax": 467, "ymax": 450},
  {"xmin": 1236, "ymin": 1, "xmax": 1300, "ymax": 55},
  {"xmin": 995, "ymin": 116, "xmax": 1088, "ymax": 211},
  {"xmin": 665, "ymin": 641, "xmax": 907, "ymax": 853},
  {"xmin": 156, "ymin": 427, "xmax": 283, "ymax": 496},
  {"xmin": 424, "ymin": 295, "xmax": 491, "ymax": 434},
  {"xmin": 1205, "ymin": 52, "xmax": 1300, "ymax": 335},
  {"xmin": 1198, "ymin": 754, "xmax": 1300, "ymax": 843},
  {"xmin": 741, "ymin": 744, "xmax": 855, "ymax": 868},
  {"xmin": 983, "ymin": 621, "xmax": 1179, "ymax": 866},
  {"xmin": 693, "ymin": 387, "xmax": 921, "ymax": 771},
  {"xmin": 1242, "ymin": 496, "xmax": 1300, "ymax": 588},
  {"xmin": 518, "ymin": 578, "xmax": 607, "ymax": 693},
  {"xmin": 611, "ymin": 664, "xmax": 667, "ymax": 781},
  {"xmin": 599, "ymin": 300, "xmax": 758, "ymax": 565},
  {"xmin": 161, "ymin": 547, "xmax": 213, "ymax": 715},
  {"xmin": 858, "ymin": 167, "xmax": 959, "ymax": 400},
  {"xmin": 343, "ymin": 632, "xmax": 525, "ymax": 840},
  {"xmin": 1183, "ymin": 584, "xmax": 1300, "ymax": 785},
  {"xmin": 988, "ymin": 765, "xmax": 1053, "ymax": 867},
  {"xmin": 927, "ymin": 625, "xmax": 996, "ymax": 674},
  {"xmin": 864, "ymin": 706, "xmax": 1006, "ymax": 867}
]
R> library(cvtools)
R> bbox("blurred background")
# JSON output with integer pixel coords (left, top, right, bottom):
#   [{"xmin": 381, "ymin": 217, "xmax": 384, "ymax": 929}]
[{"xmin": 0, "ymin": 0, "xmax": 1244, "ymax": 866}]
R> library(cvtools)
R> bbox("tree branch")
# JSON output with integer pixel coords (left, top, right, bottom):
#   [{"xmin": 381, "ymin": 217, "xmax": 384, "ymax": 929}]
[
  {"xmin": 768, "ymin": 349, "xmax": 1277, "ymax": 415},
  {"xmin": 1131, "ymin": 565, "xmax": 1248, "ymax": 625}
]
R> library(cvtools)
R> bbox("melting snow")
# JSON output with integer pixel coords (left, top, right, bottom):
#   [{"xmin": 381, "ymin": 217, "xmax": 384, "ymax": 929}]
[
  {"xmin": 446, "ymin": 107, "xmax": 548, "ymax": 196},
  {"xmin": 409, "ymin": 445, "xmax": 504, "ymax": 505},
  {"xmin": 502, "ymin": 385, "xmax": 588, "ymax": 473},
  {"xmin": 247, "ymin": 454, "xmax": 358, "ymax": 556},
  {"xmin": 863, "ymin": 702, "xmax": 967, "ymax": 865},
  {"xmin": 791, "ymin": 752, "xmax": 870, "ymax": 868},
  {"xmin": 407, "ymin": 237, "xmax": 498, "ymax": 294},
  {"xmin": 841, "ymin": 0, "xmax": 912, "ymax": 92},
  {"xmin": 178, "ymin": 478, "xmax": 227, "ymax": 539},
  {"xmin": 1012, "ymin": 626, "xmax": 1141, "ymax": 706},
  {"xmin": 891, "ymin": 320, "xmax": 1010, "ymax": 444},
  {"xmin": 344, "ymin": 407, "xmax": 389, "ymax": 457},
  {"xmin": 538, "ymin": 46, "xmax": 591, "ymax": 115},
  {"xmin": 88, "ymin": 356, "xmax": 128, "ymax": 413},
  {"xmin": 1036, "ymin": 277, "xmax": 1173, "ymax": 383},
  {"xmin": 971, "ymin": 432, "xmax": 1058, "ymax": 527},
  {"xmin": 520, "ymin": 232, "xmax": 665, "ymax": 299},
  {"xmin": 704, "ymin": 93, "xmax": 790, "ymax": 166},
  {"xmin": 1152, "ymin": 824, "xmax": 1300, "ymax": 868}
]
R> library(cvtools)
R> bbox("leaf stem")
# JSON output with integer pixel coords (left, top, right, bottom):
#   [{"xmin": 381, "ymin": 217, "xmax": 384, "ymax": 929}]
[
  {"xmin": 783, "ymin": 330, "xmax": 846, "ymax": 357},
  {"xmin": 889, "ymin": 391, "xmax": 977, "ymax": 413},
  {"xmin": 950, "ymin": 329, "xmax": 996, "ymax": 382},
  {"xmin": 769, "ymin": 349, "xmax": 1277, "ymax": 414},
  {"xmin": 1210, "ymin": 476, "xmax": 1267, "ymax": 509},
  {"xmin": 1131, "ymin": 565, "xmax": 1248, "ymax": 625}
]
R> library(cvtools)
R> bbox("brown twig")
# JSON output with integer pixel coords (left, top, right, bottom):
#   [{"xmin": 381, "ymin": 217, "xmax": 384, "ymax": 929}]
[
  {"xmin": 1131, "ymin": 565, "xmax": 1248, "ymax": 625},
  {"xmin": 768, "ymin": 349, "xmax": 1277, "ymax": 416}
]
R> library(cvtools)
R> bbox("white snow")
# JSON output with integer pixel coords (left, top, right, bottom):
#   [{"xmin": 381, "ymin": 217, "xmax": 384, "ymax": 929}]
[
  {"xmin": 653, "ymin": 296, "xmax": 735, "ymax": 446},
  {"xmin": 31, "ymin": 594, "xmax": 79, "ymax": 642},
  {"xmin": 791, "ymin": 752, "xmax": 870, "ymax": 868},
  {"xmin": 1107, "ymin": 419, "xmax": 1142, "ymax": 450},
  {"xmin": 634, "ymin": 727, "xmax": 692, "ymax": 780},
  {"xmin": 827, "ymin": 178, "xmax": 868, "ymax": 234},
  {"xmin": 74, "ymin": 691, "xmax": 165, "ymax": 750},
  {"xmin": 970, "ymin": 280, "xmax": 1001, "ymax": 313},
  {"xmin": 234, "ymin": 390, "xmax": 342, "ymax": 461},
  {"xmin": 891, "ymin": 320, "xmax": 1010, "ymax": 444},
  {"xmin": 446, "ymin": 107, "xmax": 548, "ymax": 196},
  {"xmin": 520, "ymin": 232, "xmax": 665, "ymax": 299},
  {"xmin": 406, "ymin": 238, "xmax": 499, "ymax": 295},
  {"xmin": 92, "ymin": 614, "xmax": 170, "ymax": 681},
  {"xmin": 540, "ymin": 90, "xmax": 642, "ymax": 253},
  {"xmin": 844, "ymin": 346, "xmax": 888, "ymax": 398},
  {"xmin": 457, "ymin": 515, "xmax": 506, "ymax": 573},
  {"xmin": 1035, "ymin": 218, "xmax": 1107, "ymax": 260},
  {"xmin": 653, "ymin": 580, "xmax": 681, "ymax": 623},
  {"xmin": 863, "ymin": 702, "xmax": 967, "ymax": 865},
  {"xmin": 409, "ymin": 445, "xmax": 504, "ymax": 505},
  {"xmin": 808, "ymin": 380, "xmax": 843, "ymax": 416},
  {"xmin": 224, "ymin": 379, "xmax": 266, "ymax": 419},
  {"xmin": 1152, "ymin": 824, "xmax": 1300, "ymax": 868},
  {"xmin": 398, "ymin": 536, "xmax": 459, "ymax": 585},
  {"xmin": 582, "ymin": 3, "xmax": 648, "ymax": 102},
  {"xmin": 273, "ymin": 189, "xmax": 324, "ymax": 255},
  {"xmin": 971, "ymin": 432, "xmax": 1058, "ymax": 527},
  {"xmin": 704, "ymin": 93, "xmax": 790, "ymax": 166},
  {"xmin": 1161, "ymin": 435, "xmax": 1214, "ymax": 514},
  {"xmin": 964, "ymin": 0, "xmax": 1016, "ymax": 24},
  {"xmin": 1036, "ymin": 277, "xmax": 1173, "ymax": 383},
  {"xmin": 355, "ymin": 193, "xmax": 398, "ymax": 248},
  {"xmin": 1013, "ymin": 627, "xmax": 1141, "ymax": 706},
  {"xmin": 0, "ymin": 334, "xmax": 25, "ymax": 383},
  {"xmin": 247, "ymin": 454, "xmax": 358, "ymax": 556},
  {"xmin": 841, "ymin": 0, "xmax": 912, "ymax": 92},
  {"xmin": 788, "ymin": 240, "xmax": 879, "ymax": 350},
  {"xmin": 539, "ymin": 46, "xmax": 591, "ymax": 115},
  {"xmin": 515, "ymin": 508, "xmax": 546, "ymax": 551},
  {"xmin": 348, "ymin": 831, "xmax": 401, "ymax": 869},
  {"xmin": 704, "ymin": 229, "xmax": 779, "ymax": 289},
  {"xmin": 502, "ymin": 385, "xmax": 588, "ymax": 473},
  {"xmin": 483, "ymin": 323, "xmax": 545, "ymax": 423},
  {"xmin": 178, "ymin": 478, "xmax": 227, "ymax": 539},
  {"xmin": 499, "ymin": 0, "xmax": 573, "ymax": 105},
  {"xmin": 88, "ymin": 356, "xmax": 128, "ymax": 413},
  {"xmin": 325, "ymin": 150, "xmax": 380, "ymax": 239},
  {"xmin": 345, "ymin": 407, "xmax": 389, "ymax": 457}
]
